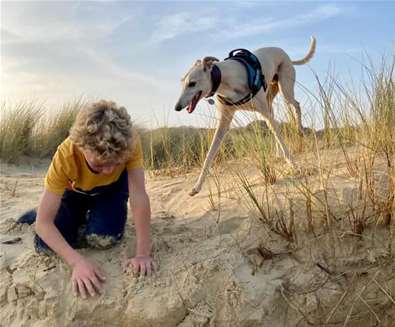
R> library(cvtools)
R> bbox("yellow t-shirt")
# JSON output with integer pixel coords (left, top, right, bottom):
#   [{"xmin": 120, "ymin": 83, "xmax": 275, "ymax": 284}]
[{"xmin": 44, "ymin": 136, "xmax": 144, "ymax": 195}]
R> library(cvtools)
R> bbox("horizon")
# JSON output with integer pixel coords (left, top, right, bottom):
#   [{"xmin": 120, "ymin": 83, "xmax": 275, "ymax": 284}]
[{"xmin": 1, "ymin": 1, "xmax": 394, "ymax": 129}]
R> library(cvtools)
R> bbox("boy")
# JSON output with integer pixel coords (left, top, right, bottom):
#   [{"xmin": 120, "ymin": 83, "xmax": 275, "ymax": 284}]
[{"xmin": 20, "ymin": 100, "xmax": 153, "ymax": 298}]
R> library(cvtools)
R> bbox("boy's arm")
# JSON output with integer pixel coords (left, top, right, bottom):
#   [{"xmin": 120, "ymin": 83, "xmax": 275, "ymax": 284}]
[
  {"xmin": 35, "ymin": 189, "xmax": 83, "ymax": 266},
  {"xmin": 127, "ymin": 168, "xmax": 153, "ymax": 274},
  {"xmin": 128, "ymin": 168, "xmax": 151, "ymax": 256},
  {"xmin": 35, "ymin": 189, "xmax": 105, "ymax": 297}
]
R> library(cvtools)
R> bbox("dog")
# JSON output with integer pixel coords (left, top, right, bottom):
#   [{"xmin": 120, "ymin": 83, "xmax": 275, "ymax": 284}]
[{"xmin": 175, "ymin": 37, "xmax": 316, "ymax": 196}]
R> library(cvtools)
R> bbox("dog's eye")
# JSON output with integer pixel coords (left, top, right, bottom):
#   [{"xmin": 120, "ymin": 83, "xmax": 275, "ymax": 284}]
[{"xmin": 188, "ymin": 81, "xmax": 196, "ymax": 88}]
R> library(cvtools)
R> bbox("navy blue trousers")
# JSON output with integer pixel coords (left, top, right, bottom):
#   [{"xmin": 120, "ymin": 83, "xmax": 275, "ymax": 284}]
[{"xmin": 20, "ymin": 170, "xmax": 129, "ymax": 252}]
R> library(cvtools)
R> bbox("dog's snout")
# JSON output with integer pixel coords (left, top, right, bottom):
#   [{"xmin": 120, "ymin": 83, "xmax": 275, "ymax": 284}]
[{"xmin": 175, "ymin": 104, "xmax": 183, "ymax": 111}]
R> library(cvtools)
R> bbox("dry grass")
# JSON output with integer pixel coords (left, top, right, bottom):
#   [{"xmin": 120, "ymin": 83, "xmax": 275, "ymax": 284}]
[
  {"xmin": 0, "ymin": 102, "xmax": 43, "ymax": 163},
  {"xmin": 0, "ymin": 99, "xmax": 84, "ymax": 163},
  {"xmin": 221, "ymin": 55, "xmax": 394, "ymax": 326},
  {"xmin": 31, "ymin": 99, "xmax": 85, "ymax": 157},
  {"xmin": 233, "ymin": 55, "xmax": 394, "ymax": 238}
]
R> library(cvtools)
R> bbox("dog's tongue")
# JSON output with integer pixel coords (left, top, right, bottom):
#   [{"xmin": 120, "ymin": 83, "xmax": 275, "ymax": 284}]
[
  {"xmin": 187, "ymin": 91, "xmax": 201, "ymax": 114},
  {"xmin": 187, "ymin": 103, "xmax": 194, "ymax": 113}
]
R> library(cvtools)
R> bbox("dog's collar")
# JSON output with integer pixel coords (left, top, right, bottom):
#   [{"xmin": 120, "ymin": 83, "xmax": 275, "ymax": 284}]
[{"xmin": 206, "ymin": 64, "xmax": 221, "ymax": 98}]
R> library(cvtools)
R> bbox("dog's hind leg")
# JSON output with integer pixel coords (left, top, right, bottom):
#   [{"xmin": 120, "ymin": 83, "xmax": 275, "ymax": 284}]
[
  {"xmin": 190, "ymin": 108, "xmax": 235, "ymax": 196},
  {"xmin": 266, "ymin": 77, "xmax": 281, "ymax": 156},
  {"xmin": 277, "ymin": 64, "xmax": 304, "ymax": 134},
  {"xmin": 266, "ymin": 74, "xmax": 279, "ymax": 120}
]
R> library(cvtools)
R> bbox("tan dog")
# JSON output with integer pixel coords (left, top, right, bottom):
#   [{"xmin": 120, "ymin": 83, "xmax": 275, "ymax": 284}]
[{"xmin": 175, "ymin": 37, "xmax": 316, "ymax": 196}]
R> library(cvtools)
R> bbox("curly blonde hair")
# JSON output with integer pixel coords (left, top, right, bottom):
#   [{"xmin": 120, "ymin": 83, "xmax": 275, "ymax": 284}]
[{"xmin": 69, "ymin": 100, "xmax": 136, "ymax": 163}]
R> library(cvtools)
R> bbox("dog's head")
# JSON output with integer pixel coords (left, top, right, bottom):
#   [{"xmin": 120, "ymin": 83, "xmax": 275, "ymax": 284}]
[{"xmin": 174, "ymin": 56, "xmax": 219, "ymax": 113}]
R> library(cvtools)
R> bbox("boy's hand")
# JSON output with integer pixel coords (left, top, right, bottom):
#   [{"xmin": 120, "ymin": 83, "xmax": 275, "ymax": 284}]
[
  {"xmin": 123, "ymin": 255, "xmax": 155, "ymax": 276},
  {"xmin": 71, "ymin": 257, "xmax": 106, "ymax": 298}
]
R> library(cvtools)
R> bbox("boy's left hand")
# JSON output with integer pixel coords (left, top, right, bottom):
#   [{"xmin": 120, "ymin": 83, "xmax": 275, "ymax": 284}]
[{"xmin": 123, "ymin": 255, "xmax": 155, "ymax": 276}]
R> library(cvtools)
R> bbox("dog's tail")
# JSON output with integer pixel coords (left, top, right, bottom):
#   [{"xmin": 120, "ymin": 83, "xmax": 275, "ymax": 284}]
[{"xmin": 292, "ymin": 36, "xmax": 316, "ymax": 65}]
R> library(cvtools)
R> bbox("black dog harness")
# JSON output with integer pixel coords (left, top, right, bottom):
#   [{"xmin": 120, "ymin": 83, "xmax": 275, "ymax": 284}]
[{"xmin": 206, "ymin": 48, "xmax": 267, "ymax": 106}]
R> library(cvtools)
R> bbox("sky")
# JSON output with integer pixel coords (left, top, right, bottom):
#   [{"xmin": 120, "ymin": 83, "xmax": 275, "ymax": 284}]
[{"xmin": 1, "ymin": 0, "xmax": 394, "ymax": 128}]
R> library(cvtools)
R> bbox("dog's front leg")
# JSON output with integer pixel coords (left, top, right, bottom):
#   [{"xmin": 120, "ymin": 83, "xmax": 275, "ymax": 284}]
[{"xmin": 190, "ymin": 109, "xmax": 235, "ymax": 196}]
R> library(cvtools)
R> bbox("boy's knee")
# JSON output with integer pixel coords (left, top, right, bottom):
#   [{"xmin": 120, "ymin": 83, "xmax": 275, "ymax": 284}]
[
  {"xmin": 85, "ymin": 233, "xmax": 121, "ymax": 249},
  {"xmin": 17, "ymin": 209, "xmax": 37, "ymax": 225}
]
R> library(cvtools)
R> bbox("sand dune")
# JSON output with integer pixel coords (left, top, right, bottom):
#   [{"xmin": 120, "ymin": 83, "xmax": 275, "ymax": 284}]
[{"xmin": 1, "ymin": 153, "xmax": 394, "ymax": 327}]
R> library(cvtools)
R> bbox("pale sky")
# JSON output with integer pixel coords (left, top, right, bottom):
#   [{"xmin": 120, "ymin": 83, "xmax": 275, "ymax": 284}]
[{"xmin": 1, "ymin": 1, "xmax": 394, "ymax": 128}]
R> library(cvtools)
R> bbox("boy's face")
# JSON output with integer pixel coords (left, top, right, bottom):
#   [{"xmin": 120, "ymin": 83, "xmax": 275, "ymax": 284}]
[{"xmin": 82, "ymin": 149, "xmax": 125, "ymax": 175}]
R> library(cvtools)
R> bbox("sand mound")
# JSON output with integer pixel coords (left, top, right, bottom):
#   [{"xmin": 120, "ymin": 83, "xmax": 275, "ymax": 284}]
[{"xmin": 1, "ymin": 154, "xmax": 394, "ymax": 326}]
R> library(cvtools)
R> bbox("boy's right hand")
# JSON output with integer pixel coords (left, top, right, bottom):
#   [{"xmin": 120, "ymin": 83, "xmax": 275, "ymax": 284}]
[{"xmin": 71, "ymin": 257, "xmax": 106, "ymax": 298}]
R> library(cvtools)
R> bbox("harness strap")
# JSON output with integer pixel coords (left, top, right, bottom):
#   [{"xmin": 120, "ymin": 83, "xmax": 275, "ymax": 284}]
[
  {"xmin": 217, "ymin": 93, "xmax": 254, "ymax": 106},
  {"xmin": 205, "ymin": 49, "xmax": 267, "ymax": 107},
  {"xmin": 206, "ymin": 64, "xmax": 222, "ymax": 98},
  {"xmin": 220, "ymin": 49, "xmax": 267, "ymax": 106}
]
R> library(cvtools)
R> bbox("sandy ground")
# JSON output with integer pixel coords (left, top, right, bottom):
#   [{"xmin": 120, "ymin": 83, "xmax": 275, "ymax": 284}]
[{"xmin": 1, "ymin": 151, "xmax": 394, "ymax": 327}]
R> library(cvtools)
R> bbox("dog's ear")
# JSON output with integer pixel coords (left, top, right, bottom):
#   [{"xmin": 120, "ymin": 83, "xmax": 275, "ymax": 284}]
[
  {"xmin": 202, "ymin": 56, "xmax": 219, "ymax": 70},
  {"xmin": 182, "ymin": 60, "xmax": 203, "ymax": 81}
]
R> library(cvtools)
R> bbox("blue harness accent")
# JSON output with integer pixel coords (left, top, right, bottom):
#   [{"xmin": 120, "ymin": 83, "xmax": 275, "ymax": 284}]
[{"xmin": 218, "ymin": 48, "xmax": 267, "ymax": 106}]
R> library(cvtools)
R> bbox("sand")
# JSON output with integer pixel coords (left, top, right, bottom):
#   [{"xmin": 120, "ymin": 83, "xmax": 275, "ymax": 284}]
[{"xmin": 1, "ymin": 152, "xmax": 394, "ymax": 327}]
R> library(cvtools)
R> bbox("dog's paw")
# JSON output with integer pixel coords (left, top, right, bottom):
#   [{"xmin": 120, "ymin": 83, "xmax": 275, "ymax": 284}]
[
  {"xmin": 290, "ymin": 165, "xmax": 317, "ymax": 177},
  {"xmin": 302, "ymin": 166, "xmax": 318, "ymax": 176},
  {"xmin": 189, "ymin": 186, "xmax": 201, "ymax": 196},
  {"xmin": 281, "ymin": 164, "xmax": 297, "ymax": 176},
  {"xmin": 292, "ymin": 165, "xmax": 303, "ymax": 176},
  {"xmin": 282, "ymin": 164, "xmax": 303, "ymax": 177}
]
